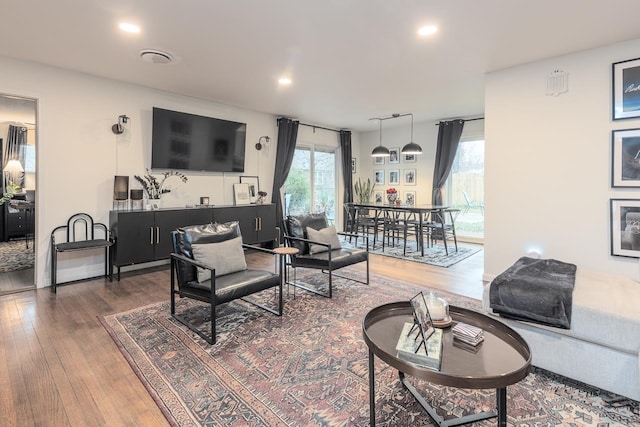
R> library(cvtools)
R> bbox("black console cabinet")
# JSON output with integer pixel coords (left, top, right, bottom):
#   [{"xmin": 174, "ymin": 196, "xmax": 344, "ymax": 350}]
[{"xmin": 109, "ymin": 204, "xmax": 276, "ymax": 279}]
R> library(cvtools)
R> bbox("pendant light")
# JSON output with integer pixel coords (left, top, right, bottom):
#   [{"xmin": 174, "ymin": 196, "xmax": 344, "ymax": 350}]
[
  {"xmin": 401, "ymin": 113, "xmax": 422, "ymax": 155},
  {"xmin": 370, "ymin": 118, "xmax": 390, "ymax": 157}
]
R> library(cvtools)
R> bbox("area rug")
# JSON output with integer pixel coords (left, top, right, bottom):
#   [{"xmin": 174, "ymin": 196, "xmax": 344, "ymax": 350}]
[
  {"xmin": 0, "ymin": 240, "xmax": 34, "ymax": 272},
  {"xmin": 102, "ymin": 271, "xmax": 639, "ymax": 426},
  {"xmin": 342, "ymin": 235, "xmax": 481, "ymax": 268}
]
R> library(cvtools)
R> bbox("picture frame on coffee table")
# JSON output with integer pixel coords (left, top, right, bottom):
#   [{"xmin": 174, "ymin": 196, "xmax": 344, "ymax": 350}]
[{"xmin": 610, "ymin": 198, "xmax": 640, "ymax": 258}]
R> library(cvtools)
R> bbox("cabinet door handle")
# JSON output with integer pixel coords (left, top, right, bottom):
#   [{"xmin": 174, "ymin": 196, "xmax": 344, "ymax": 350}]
[
  {"xmin": 255, "ymin": 217, "xmax": 258, "ymax": 231},
  {"xmin": 259, "ymin": 217, "xmax": 262, "ymax": 231},
  {"xmin": 156, "ymin": 227, "xmax": 160, "ymax": 244},
  {"xmin": 150, "ymin": 227, "xmax": 154, "ymax": 244}
]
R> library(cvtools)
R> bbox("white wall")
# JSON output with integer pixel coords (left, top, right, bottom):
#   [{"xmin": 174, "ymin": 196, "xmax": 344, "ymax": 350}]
[
  {"xmin": 485, "ymin": 37, "xmax": 640, "ymax": 280},
  {"xmin": 1, "ymin": 56, "xmax": 279, "ymax": 287}
]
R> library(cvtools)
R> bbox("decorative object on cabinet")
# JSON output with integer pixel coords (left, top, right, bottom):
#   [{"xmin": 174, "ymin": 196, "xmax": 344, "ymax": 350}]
[
  {"xmin": 611, "ymin": 128, "xmax": 640, "ymax": 187},
  {"xmin": 240, "ymin": 176, "xmax": 259, "ymax": 203},
  {"xmin": 130, "ymin": 189, "xmax": 144, "ymax": 210},
  {"xmin": 50, "ymin": 213, "xmax": 113, "ymax": 293},
  {"xmin": 133, "ymin": 169, "xmax": 188, "ymax": 200},
  {"xmin": 113, "ymin": 175, "xmax": 129, "ymax": 210},
  {"xmin": 613, "ymin": 57, "xmax": 640, "ymax": 120},
  {"xmin": 233, "ymin": 183, "xmax": 251, "ymax": 205},
  {"xmin": 199, "ymin": 196, "xmax": 210, "ymax": 206},
  {"xmin": 256, "ymin": 191, "xmax": 268, "ymax": 204}
]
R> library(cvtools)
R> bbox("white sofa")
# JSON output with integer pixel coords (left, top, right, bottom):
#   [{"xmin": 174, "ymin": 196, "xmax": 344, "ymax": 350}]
[{"xmin": 482, "ymin": 268, "xmax": 640, "ymax": 401}]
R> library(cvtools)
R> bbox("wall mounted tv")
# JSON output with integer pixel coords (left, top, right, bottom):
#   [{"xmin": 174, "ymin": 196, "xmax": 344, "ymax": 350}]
[{"xmin": 151, "ymin": 107, "xmax": 246, "ymax": 173}]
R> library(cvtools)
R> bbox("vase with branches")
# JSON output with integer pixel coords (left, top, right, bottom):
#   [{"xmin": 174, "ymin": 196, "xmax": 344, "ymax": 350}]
[{"xmin": 133, "ymin": 169, "xmax": 188, "ymax": 200}]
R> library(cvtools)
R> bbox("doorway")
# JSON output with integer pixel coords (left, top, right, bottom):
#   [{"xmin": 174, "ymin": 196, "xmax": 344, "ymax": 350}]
[{"xmin": 0, "ymin": 94, "xmax": 37, "ymax": 295}]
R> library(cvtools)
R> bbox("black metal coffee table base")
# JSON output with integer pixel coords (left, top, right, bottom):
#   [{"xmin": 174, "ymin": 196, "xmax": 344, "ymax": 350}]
[{"xmin": 398, "ymin": 371, "xmax": 506, "ymax": 427}]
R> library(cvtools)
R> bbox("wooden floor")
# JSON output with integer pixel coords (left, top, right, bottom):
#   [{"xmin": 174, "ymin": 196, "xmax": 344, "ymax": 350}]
[{"xmin": 0, "ymin": 246, "xmax": 484, "ymax": 426}]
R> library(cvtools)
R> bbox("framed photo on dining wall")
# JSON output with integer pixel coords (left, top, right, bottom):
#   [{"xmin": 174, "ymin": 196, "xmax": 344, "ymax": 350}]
[
  {"xmin": 612, "ymin": 128, "xmax": 640, "ymax": 187},
  {"xmin": 613, "ymin": 57, "xmax": 640, "ymax": 120},
  {"xmin": 374, "ymin": 190, "xmax": 383, "ymax": 204},
  {"xmin": 374, "ymin": 156, "xmax": 385, "ymax": 165},
  {"xmin": 403, "ymin": 153, "xmax": 417, "ymax": 163},
  {"xmin": 389, "ymin": 148, "xmax": 400, "ymax": 164},
  {"xmin": 374, "ymin": 169, "xmax": 385, "ymax": 185},
  {"xmin": 404, "ymin": 169, "xmax": 416, "ymax": 185},
  {"xmin": 610, "ymin": 198, "xmax": 640, "ymax": 257},
  {"xmin": 403, "ymin": 191, "xmax": 416, "ymax": 205},
  {"xmin": 389, "ymin": 169, "xmax": 400, "ymax": 185}
]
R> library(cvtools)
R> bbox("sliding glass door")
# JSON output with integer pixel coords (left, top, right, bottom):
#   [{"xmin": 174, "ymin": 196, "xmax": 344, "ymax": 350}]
[
  {"xmin": 446, "ymin": 139, "xmax": 484, "ymax": 240},
  {"xmin": 283, "ymin": 146, "xmax": 336, "ymax": 223}
]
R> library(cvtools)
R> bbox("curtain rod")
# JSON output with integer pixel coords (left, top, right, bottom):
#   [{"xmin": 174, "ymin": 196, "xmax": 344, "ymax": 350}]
[
  {"xmin": 435, "ymin": 117, "xmax": 484, "ymax": 125},
  {"xmin": 299, "ymin": 122, "xmax": 345, "ymax": 133}
]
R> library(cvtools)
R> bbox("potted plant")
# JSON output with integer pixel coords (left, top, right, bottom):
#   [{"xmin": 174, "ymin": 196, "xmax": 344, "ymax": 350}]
[
  {"xmin": 354, "ymin": 178, "xmax": 375, "ymax": 204},
  {"xmin": 133, "ymin": 169, "xmax": 188, "ymax": 200}
]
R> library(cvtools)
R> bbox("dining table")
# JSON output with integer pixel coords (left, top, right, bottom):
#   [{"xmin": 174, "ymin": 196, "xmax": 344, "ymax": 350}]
[{"xmin": 351, "ymin": 202, "xmax": 450, "ymax": 256}]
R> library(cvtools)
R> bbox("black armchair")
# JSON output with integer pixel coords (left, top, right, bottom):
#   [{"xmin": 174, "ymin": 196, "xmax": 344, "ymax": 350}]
[
  {"xmin": 170, "ymin": 221, "xmax": 282, "ymax": 344},
  {"xmin": 283, "ymin": 213, "xmax": 369, "ymax": 298}
]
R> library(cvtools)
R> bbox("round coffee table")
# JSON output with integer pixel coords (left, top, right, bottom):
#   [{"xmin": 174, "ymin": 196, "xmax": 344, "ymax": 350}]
[{"xmin": 363, "ymin": 302, "xmax": 531, "ymax": 426}]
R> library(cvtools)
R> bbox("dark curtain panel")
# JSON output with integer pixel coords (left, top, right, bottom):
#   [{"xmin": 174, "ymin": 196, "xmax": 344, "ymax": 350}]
[
  {"xmin": 339, "ymin": 130, "xmax": 353, "ymax": 231},
  {"xmin": 271, "ymin": 117, "xmax": 299, "ymax": 227},
  {"xmin": 4, "ymin": 125, "xmax": 27, "ymax": 189},
  {"xmin": 432, "ymin": 119, "xmax": 464, "ymax": 205}
]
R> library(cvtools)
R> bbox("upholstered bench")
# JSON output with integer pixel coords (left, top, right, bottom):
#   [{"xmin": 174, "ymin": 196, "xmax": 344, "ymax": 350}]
[{"xmin": 482, "ymin": 267, "xmax": 640, "ymax": 401}]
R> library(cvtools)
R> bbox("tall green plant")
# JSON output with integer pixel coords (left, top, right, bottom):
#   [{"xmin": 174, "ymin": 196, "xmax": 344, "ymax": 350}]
[{"xmin": 354, "ymin": 178, "xmax": 375, "ymax": 204}]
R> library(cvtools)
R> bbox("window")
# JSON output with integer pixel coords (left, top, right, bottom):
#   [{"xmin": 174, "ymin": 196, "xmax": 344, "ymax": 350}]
[
  {"xmin": 446, "ymin": 139, "xmax": 484, "ymax": 240},
  {"xmin": 283, "ymin": 146, "xmax": 337, "ymax": 224}
]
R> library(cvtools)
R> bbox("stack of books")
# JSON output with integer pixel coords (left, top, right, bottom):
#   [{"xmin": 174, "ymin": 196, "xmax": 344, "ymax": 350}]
[
  {"xmin": 396, "ymin": 322, "xmax": 444, "ymax": 370},
  {"xmin": 452, "ymin": 322, "xmax": 484, "ymax": 347}
]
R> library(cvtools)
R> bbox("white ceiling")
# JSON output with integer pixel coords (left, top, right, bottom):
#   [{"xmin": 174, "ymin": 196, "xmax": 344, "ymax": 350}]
[{"xmin": 2, "ymin": 0, "xmax": 640, "ymax": 131}]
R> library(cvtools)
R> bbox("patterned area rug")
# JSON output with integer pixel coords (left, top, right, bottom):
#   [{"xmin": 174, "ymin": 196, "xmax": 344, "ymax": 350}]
[
  {"xmin": 342, "ymin": 235, "xmax": 481, "ymax": 268},
  {"xmin": 103, "ymin": 271, "xmax": 639, "ymax": 426},
  {"xmin": 0, "ymin": 240, "xmax": 34, "ymax": 272}
]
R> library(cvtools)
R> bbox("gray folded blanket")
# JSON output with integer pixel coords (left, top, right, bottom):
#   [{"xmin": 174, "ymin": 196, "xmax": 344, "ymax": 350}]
[{"xmin": 489, "ymin": 257, "xmax": 577, "ymax": 329}]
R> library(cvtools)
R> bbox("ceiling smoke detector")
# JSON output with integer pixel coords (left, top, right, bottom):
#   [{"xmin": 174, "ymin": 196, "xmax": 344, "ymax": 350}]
[{"xmin": 139, "ymin": 49, "xmax": 173, "ymax": 64}]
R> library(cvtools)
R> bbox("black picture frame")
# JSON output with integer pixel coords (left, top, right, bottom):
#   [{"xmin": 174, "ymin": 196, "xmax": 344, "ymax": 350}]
[
  {"xmin": 610, "ymin": 198, "xmax": 640, "ymax": 258},
  {"xmin": 409, "ymin": 291, "xmax": 435, "ymax": 352},
  {"xmin": 613, "ymin": 57, "xmax": 640, "ymax": 120},
  {"xmin": 612, "ymin": 128, "xmax": 640, "ymax": 187},
  {"xmin": 240, "ymin": 176, "xmax": 259, "ymax": 203}
]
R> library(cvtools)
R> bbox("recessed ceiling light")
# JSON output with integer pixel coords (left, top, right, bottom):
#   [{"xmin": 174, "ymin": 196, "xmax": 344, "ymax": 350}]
[
  {"xmin": 119, "ymin": 22, "xmax": 141, "ymax": 33},
  {"xmin": 417, "ymin": 25, "xmax": 438, "ymax": 37},
  {"xmin": 278, "ymin": 77, "xmax": 292, "ymax": 85}
]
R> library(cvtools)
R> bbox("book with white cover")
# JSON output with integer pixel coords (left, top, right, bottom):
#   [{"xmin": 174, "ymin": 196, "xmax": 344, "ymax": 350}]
[{"xmin": 395, "ymin": 322, "xmax": 443, "ymax": 370}]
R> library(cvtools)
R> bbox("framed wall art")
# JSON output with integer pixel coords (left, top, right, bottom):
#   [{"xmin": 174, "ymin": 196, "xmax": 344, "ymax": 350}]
[
  {"xmin": 240, "ymin": 176, "xmax": 259, "ymax": 203},
  {"xmin": 613, "ymin": 57, "xmax": 640, "ymax": 120},
  {"xmin": 389, "ymin": 148, "xmax": 400, "ymax": 164},
  {"xmin": 233, "ymin": 183, "xmax": 251, "ymax": 205},
  {"xmin": 374, "ymin": 169, "xmax": 385, "ymax": 185},
  {"xmin": 612, "ymin": 128, "xmax": 640, "ymax": 187},
  {"xmin": 610, "ymin": 198, "xmax": 640, "ymax": 257},
  {"xmin": 389, "ymin": 169, "xmax": 400, "ymax": 185},
  {"xmin": 404, "ymin": 191, "xmax": 416, "ymax": 205},
  {"xmin": 374, "ymin": 156, "xmax": 385, "ymax": 165},
  {"xmin": 351, "ymin": 158, "xmax": 356, "ymax": 174},
  {"xmin": 404, "ymin": 169, "xmax": 416, "ymax": 185},
  {"xmin": 403, "ymin": 153, "xmax": 417, "ymax": 163},
  {"xmin": 374, "ymin": 190, "xmax": 383, "ymax": 204}
]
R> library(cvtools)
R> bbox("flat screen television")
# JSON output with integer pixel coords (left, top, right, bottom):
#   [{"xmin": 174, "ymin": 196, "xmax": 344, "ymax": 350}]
[{"xmin": 151, "ymin": 107, "xmax": 246, "ymax": 172}]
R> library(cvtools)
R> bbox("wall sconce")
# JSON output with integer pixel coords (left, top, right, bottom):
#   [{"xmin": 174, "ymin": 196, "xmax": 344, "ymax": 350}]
[
  {"xmin": 111, "ymin": 115, "xmax": 130, "ymax": 135},
  {"xmin": 255, "ymin": 135, "xmax": 270, "ymax": 151}
]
